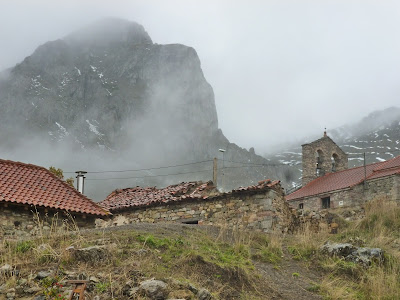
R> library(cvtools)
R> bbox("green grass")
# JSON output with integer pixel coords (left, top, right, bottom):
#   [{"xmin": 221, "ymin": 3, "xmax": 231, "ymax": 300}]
[
  {"xmin": 249, "ymin": 233, "xmax": 283, "ymax": 264},
  {"xmin": 15, "ymin": 240, "xmax": 34, "ymax": 253},
  {"xmin": 95, "ymin": 282, "xmax": 111, "ymax": 294},
  {"xmin": 287, "ymin": 245, "xmax": 316, "ymax": 261},
  {"xmin": 306, "ymin": 283, "xmax": 320, "ymax": 293}
]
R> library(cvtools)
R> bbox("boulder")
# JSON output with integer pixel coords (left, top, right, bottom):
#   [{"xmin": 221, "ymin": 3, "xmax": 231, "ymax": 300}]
[
  {"xmin": 320, "ymin": 241, "xmax": 384, "ymax": 266},
  {"xmin": 0, "ymin": 264, "xmax": 12, "ymax": 276},
  {"xmin": 36, "ymin": 271, "xmax": 52, "ymax": 279},
  {"xmin": 345, "ymin": 247, "xmax": 384, "ymax": 266},
  {"xmin": 197, "ymin": 288, "xmax": 212, "ymax": 300},
  {"xmin": 139, "ymin": 279, "xmax": 169, "ymax": 300},
  {"xmin": 320, "ymin": 242, "xmax": 356, "ymax": 257},
  {"xmin": 71, "ymin": 245, "xmax": 111, "ymax": 264}
]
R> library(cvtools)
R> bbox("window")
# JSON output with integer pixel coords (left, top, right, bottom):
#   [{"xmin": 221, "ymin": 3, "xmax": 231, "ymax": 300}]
[
  {"xmin": 299, "ymin": 203, "xmax": 304, "ymax": 209},
  {"xmin": 182, "ymin": 220, "xmax": 199, "ymax": 225},
  {"xmin": 332, "ymin": 153, "xmax": 340, "ymax": 172},
  {"xmin": 322, "ymin": 197, "xmax": 331, "ymax": 209},
  {"xmin": 316, "ymin": 150, "xmax": 324, "ymax": 176}
]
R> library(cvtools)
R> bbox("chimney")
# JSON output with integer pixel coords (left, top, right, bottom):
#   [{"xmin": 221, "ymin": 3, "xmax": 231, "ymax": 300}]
[
  {"xmin": 324, "ymin": 127, "xmax": 327, "ymax": 137},
  {"xmin": 75, "ymin": 171, "xmax": 87, "ymax": 194}
]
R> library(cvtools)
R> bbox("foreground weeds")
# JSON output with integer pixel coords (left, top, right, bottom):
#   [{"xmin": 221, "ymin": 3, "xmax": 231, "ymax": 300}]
[
  {"xmin": 3, "ymin": 196, "xmax": 400, "ymax": 299},
  {"xmin": 287, "ymin": 196, "xmax": 400, "ymax": 299},
  {"xmin": 1, "ymin": 223, "xmax": 282, "ymax": 299}
]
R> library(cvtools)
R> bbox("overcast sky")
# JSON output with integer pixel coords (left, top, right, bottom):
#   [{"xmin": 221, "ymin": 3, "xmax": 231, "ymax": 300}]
[{"xmin": 1, "ymin": 0, "xmax": 400, "ymax": 153}]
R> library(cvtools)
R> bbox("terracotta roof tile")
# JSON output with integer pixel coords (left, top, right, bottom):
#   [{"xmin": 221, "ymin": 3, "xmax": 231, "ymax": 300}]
[
  {"xmin": 286, "ymin": 155, "xmax": 400, "ymax": 201},
  {"xmin": 0, "ymin": 159, "xmax": 109, "ymax": 216},
  {"xmin": 101, "ymin": 179, "xmax": 281, "ymax": 212}
]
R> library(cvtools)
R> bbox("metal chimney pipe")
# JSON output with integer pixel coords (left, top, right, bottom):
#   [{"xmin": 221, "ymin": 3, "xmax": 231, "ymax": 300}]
[{"xmin": 75, "ymin": 171, "xmax": 87, "ymax": 194}]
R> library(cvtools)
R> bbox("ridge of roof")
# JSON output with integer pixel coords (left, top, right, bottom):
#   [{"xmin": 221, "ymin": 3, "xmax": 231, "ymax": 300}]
[
  {"xmin": 0, "ymin": 158, "xmax": 51, "ymax": 171},
  {"xmin": 301, "ymin": 135, "xmax": 332, "ymax": 146},
  {"xmin": 301, "ymin": 135, "xmax": 347, "ymax": 155},
  {"xmin": 372, "ymin": 155, "xmax": 400, "ymax": 172}
]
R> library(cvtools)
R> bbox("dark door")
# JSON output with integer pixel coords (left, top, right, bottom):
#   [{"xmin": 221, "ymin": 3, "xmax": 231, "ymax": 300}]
[{"xmin": 322, "ymin": 197, "xmax": 331, "ymax": 209}]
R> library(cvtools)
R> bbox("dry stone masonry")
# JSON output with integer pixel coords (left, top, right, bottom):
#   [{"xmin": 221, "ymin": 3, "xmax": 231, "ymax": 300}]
[{"xmin": 98, "ymin": 180, "xmax": 296, "ymax": 233}]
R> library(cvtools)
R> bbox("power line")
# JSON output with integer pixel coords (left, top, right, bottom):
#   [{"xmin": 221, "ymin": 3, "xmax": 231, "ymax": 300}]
[
  {"xmin": 86, "ymin": 168, "xmax": 213, "ymax": 181},
  {"xmin": 64, "ymin": 149, "xmax": 400, "ymax": 176},
  {"xmin": 64, "ymin": 159, "xmax": 213, "ymax": 174},
  {"xmin": 347, "ymin": 150, "xmax": 400, "ymax": 157},
  {"xmin": 224, "ymin": 159, "xmax": 296, "ymax": 167},
  {"xmin": 64, "ymin": 158, "xmax": 293, "ymax": 176}
]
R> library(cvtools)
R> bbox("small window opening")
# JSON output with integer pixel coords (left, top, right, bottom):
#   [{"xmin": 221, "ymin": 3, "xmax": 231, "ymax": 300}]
[
  {"xmin": 182, "ymin": 220, "xmax": 199, "ymax": 225},
  {"xmin": 299, "ymin": 203, "xmax": 304, "ymax": 209},
  {"xmin": 322, "ymin": 197, "xmax": 331, "ymax": 209},
  {"xmin": 316, "ymin": 150, "xmax": 324, "ymax": 176},
  {"xmin": 332, "ymin": 154, "xmax": 339, "ymax": 172}
]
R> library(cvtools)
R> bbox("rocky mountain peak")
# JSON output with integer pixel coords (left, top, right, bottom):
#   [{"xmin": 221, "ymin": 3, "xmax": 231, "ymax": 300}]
[
  {"xmin": 65, "ymin": 18, "xmax": 152, "ymax": 47},
  {"xmin": 0, "ymin": 19, "xmax": 275, "ymax": 200}
]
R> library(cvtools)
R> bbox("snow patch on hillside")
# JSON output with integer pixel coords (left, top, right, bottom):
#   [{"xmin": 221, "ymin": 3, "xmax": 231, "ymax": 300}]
[{"xmin": 86, "ymin": 120, "xmax": 104, "ymax": 136}]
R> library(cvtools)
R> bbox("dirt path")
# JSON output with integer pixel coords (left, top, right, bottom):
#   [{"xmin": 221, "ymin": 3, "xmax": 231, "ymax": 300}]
[{"xmin": 255, "ymin": 247, "xmax": 323, "ymax": 300}]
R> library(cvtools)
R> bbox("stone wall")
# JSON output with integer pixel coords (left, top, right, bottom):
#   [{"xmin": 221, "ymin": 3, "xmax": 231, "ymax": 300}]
[
  {"xmin": 289, "ymin": 175, "xmax": 400, "ymax": 211},
  {"xmin": 361, "ymin": 175, "xmax": 399, "ymax": 202},
  {"xmin": 0, "ymin": 203, "xmax": 96, "ymax": 239},
  {"xmin": 97, "ymin": 188, "xmax": 296, "ymax": 233}
]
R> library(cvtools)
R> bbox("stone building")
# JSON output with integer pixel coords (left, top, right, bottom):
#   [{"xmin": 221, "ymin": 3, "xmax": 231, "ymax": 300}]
[
  {"xmin": 302, "ymin": 131, "xmax": 348, "ymax": 186},
  {"xmin": 287, "ymin": 133, "xmax": 400, "ymax": 210},
  {"xmin": 0, "ymin": 159, "xmax": 110, "ymax": 238},
  {"xmin": 99, "ymin": 180, "xmax": 295, "ymax": 233}
]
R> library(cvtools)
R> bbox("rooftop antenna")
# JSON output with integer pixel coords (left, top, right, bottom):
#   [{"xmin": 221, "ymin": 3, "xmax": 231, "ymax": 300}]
[{"xmin": 75, "ymin": 171, "xmax": 87, "ymax": 194}]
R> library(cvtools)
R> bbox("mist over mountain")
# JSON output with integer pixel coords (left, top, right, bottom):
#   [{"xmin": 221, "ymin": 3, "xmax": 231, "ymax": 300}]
[
  {"xmin": 0, "ymin": 18, "xmax": 288, "ymax": 200},
  {"xmin": 267, "ymin": 107, "xmax": 400, "ymax": 189}
]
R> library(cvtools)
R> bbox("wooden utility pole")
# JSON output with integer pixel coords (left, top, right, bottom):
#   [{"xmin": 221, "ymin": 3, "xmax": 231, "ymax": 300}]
[
  {"xmin": 213, "ymin": 157, "xmax": 218, "ymax": 186},
  {"xmin": 363, "ymin": 152, "xmax": 367, "ymax": 189}
]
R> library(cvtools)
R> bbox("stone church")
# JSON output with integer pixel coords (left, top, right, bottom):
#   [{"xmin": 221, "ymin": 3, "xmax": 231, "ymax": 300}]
[
  {"xmin": 286, "ymin": 132, "xmax": 400, "ymax": 210},
  {"xmin": 301, "ymin": 131, "xmax": 348, "ymax": 186}
]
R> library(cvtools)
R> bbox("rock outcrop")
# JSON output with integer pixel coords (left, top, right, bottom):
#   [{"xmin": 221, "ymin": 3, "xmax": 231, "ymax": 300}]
[
  {"xmin": 0, "ymin": 18, "xmax": 281, "ymax": 200},
  {"xmin": 320, "ymin": 241, "xmax": 384, "ymax": 266}
]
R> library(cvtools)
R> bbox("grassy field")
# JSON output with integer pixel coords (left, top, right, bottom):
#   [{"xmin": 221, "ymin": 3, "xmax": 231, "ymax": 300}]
[
  {"xmin": 285, "ymin": 197, "xmax": 400, "ymax": 299},
  {"xmin": 1, "ymin": 197, "xmax": 400, "ymax": 299}
]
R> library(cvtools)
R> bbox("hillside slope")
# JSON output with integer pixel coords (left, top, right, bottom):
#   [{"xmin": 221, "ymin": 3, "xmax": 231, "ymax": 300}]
[{"xmin": 0, "ymin": 223, "xmax": 323, "ymax": 300}]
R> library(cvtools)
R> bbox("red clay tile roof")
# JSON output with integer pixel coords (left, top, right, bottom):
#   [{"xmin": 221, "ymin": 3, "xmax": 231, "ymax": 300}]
[
  {"xmin": 101, "ymin": 179, "xmax": 281, "ymax": 212},
  {"xmin": 286, "ymin": 155, "xmax": 400, "ymax": 201},
  {"xmin": 0, "ymin": 159, "xmax": 109, "ymax": 216}
]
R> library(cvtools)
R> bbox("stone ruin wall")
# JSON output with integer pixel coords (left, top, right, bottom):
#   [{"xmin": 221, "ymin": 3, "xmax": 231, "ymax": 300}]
[
  {"xmin": 0, "ymin": 204, "xmax": 96, "ymax": 240},
  {"xmin": 97, "ymin": 188, "xmax": 297, "ymax": 233}
]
